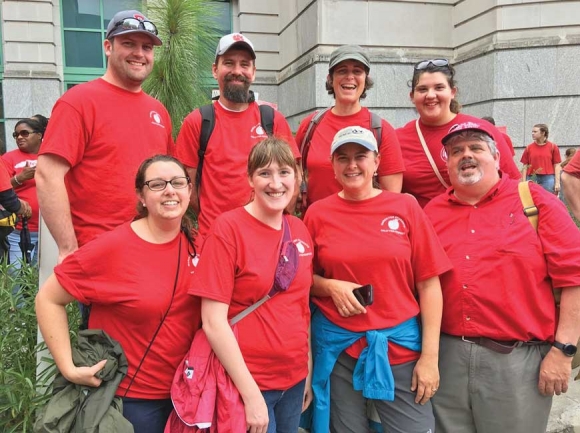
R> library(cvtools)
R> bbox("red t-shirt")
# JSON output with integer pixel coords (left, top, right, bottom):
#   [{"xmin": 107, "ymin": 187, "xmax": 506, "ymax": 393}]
[
  {"xmin": 424, "ymin": 175, "xmax": 580, "ymax": 341},
  {"xmin": 2, "ymin": 150, "xmax": 39, "ymax": 231},
  {"xmin": 0, "ymin": 163, "xmax": 13, "ymax": 192},
  {"xmin": 563, "ymin": 151, "xmax": 580, "ymax": 178},
  {"xmin": 189, "ymin": 208, "xmax": 313, "ymax": 391},
  {"xmin": 520, "ymin": 141, "xmax": 562, "ymax": 176},
  {"xmin": 55, "ymin": 223, "xmax": 200, "ymax": 399},
  {"xmin": 295, "ymin": 107, "xmax": 405, "ymax": 206},
  {"xmin": 303, "ymin": 191, "xmax": 452, "ymax": 364},
  {"xmin": 397, "ymin": 113, "xmax": 521, "ymax": 207},
  {"xmin": 39, "ymin": 78, "xmax": 175, "ymax": 247},
  {"xmin": 176, "ymin": 102, "xmax": 298, "ymax": 241}
]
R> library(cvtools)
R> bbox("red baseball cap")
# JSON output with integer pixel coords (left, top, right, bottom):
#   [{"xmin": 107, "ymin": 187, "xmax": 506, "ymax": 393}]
[{"xmin": 441, "ymin": 121, "xmax": 496, "ymax": 145}]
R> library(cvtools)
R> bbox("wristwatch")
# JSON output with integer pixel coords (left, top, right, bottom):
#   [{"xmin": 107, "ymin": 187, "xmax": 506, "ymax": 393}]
[{"xmin": 552, "ymin": 341, "xmax": 578, "ymax": 357}]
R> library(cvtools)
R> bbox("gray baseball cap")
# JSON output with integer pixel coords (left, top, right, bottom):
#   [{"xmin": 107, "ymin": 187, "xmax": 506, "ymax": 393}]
[
  {"xmin": 329, "ymin": 45, "xmax": 370, "ymax": 71},
  {"xmin": 106, "ymin": 10, "xmax": 162, "ymax": 46}
]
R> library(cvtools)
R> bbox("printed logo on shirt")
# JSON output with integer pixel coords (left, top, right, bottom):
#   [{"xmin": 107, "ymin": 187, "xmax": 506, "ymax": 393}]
[
  {"xmin": 293, "ymin": 239, "xmax": 313, "ymax": 257},
  {"xmin": 380, "ymin": 216, "xmax": 407, "ymax": 235},
  {"xmin": 188, "ymin": 254, "xmax": 200, "ymax": 273},
  {"xmin": 15, "ymin": 160, "xmax": 37, "ymax": 169},
  {"xmin": 250, "ymin": 123, "xmax": 268, "ymax": 139},
  {"xmin": 150, "ymin": 110, "xmax": 165, "ymax": 129}
]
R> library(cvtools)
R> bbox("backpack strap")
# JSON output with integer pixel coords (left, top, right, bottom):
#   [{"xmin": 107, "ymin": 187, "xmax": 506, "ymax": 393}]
[
  {"xmin": 259, "ymin": 105, "xmax": 275, "ymax": 136},
  {"xmin": 300, "ymin": 107, "xmax": 331, "ymax": 166},
  {"xmin": 370, "ymin": 111, "xmax": 382, "ymax": 145},
  {"xmin": 518, "ymin": 181, "xmax": 538, "ymax": 231},
  {"xmin": 196, "ymin": 104, "xmax": 215, "ymax": 191}
]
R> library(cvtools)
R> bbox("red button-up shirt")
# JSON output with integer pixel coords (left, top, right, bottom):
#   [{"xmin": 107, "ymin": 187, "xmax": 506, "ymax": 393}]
[{"xmin": 425, "ymin": 175, "xmax": 580, "ymax": 341}]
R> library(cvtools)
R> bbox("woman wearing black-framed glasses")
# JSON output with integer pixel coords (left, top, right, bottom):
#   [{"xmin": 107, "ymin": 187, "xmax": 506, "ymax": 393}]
[
  {"xmin": 36, "ymin": 155, "xmax": 201, "ymax": 432},
  {"xmin": 396, "ymin": 59, "xmax": 522, "ymax": 207}
]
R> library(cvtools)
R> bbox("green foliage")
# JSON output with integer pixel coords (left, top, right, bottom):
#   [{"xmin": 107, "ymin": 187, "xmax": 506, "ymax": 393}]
[
  {"xmin": 143, "ymin": 0, "xmax": 220, "ymax": 138},
  {"xmin": 0, "ymin": 262, "xmax": 80, "ymax": 432}
]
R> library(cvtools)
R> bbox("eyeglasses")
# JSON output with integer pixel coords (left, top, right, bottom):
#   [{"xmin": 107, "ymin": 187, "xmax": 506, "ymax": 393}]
[
  {"xmin": 414, "ymin": 59, "xmax": 450, "ymax": 71},
  {"xmin": 109, "ymin": 18, "xmax": 158, "ymax": 38},
  {"xmin": 13, "ymin": 130, "xmax": 37, "ymax": 139},
  {"xmin": 144, "ymin": 176, "xmax": 190, "ymax": 191}
]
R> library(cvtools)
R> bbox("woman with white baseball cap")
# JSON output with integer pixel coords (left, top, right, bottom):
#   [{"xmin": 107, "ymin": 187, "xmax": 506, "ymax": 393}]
[{"xmin": 303, "ymin": 126, "xmax": 451, "ymax": 433}]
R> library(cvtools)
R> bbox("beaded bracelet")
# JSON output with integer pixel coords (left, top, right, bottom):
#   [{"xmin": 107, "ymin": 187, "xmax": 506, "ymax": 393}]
[{"xmin": 13, "ymin": 175, "xmax": 22, "ymax": 186}]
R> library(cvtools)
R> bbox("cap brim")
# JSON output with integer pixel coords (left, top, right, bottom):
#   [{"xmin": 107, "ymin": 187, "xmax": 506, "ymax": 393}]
[
  {"xmin": 442, "ymin": 127, "xmax": 493, "ymax": 145},
  {"xmin": 109, "ymin": 29, "xmax": 162, "ymax": 46}
]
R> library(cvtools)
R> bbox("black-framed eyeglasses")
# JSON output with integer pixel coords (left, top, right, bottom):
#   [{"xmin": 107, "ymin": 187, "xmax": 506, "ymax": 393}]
[
  {"xmin": 13, "ymin": 130, "xmax": 37, "ymax": 139},
  {"xmin": 414, "ymin": 59, "xmax": 450, "ymax": 71},
  {"xmin": 109, "ymin": 18, "xmax": 158, "ymax": 37},
  {"xmin": 144, "ymin": 176, "xmax": 190, "ymax": 191}
]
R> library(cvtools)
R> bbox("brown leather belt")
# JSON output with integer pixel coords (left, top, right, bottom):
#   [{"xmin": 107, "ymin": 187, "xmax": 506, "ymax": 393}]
[{"xmin": 460, "ymin": 336, "xmax": 546, "ymax": 355}]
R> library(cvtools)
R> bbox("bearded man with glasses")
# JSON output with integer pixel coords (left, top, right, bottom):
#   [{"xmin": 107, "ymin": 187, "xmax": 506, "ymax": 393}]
[{"xmin": 36, "ymin": 10, "xmax": 174, "ymax": 264}]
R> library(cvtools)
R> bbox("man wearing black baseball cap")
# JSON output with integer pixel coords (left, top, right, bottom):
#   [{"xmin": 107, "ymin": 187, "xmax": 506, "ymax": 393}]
[
  {"xmin": 37, "ymin": 9, "xmax": 173, "ymax": 263},
  {"xmin": 423, "ymin": 121, "xmax": 580, "ymax": 433}
]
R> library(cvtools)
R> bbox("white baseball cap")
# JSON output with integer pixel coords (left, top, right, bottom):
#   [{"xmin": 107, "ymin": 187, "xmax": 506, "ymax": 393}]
[
  {"xmin": 215, "ymin": 33, "xmax": 256, "ymax": 60},
  {"xmin": 331, "ymin": 126, "xmax": 378, "ymax": 155}
]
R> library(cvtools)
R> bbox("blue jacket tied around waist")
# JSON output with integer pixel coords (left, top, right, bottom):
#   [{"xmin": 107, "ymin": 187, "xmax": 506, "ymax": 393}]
[{"xmin": 309, "ymin": 308, "xmax": 421, "ymax": 433}]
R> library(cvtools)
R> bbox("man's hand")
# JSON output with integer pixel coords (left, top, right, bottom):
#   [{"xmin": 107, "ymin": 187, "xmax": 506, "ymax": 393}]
[
  {"xmin": 538, "ymin": 347, "xmax": 572, "ymax": 396},
  {"xmin": 18, "ymin": 199, "xmax": 32, "ymax": 219}
]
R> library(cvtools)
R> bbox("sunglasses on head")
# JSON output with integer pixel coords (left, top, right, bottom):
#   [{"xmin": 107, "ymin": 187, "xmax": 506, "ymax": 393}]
[
  {"xmin": 13, "ymin": 130, "xmax": 37, "ymax": 139},
  {"xmin": 109, "ymin": 18, "xmax": 158, "ymax": 37},
  {"xmin": 414, "ymin": 59, "xmax": 450, "ymax": 71}
]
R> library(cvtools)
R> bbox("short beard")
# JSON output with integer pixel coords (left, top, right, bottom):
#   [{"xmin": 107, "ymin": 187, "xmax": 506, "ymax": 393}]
[{"xmin": 222, "ymin": 75, "xmax": 251, "ymax": 103}]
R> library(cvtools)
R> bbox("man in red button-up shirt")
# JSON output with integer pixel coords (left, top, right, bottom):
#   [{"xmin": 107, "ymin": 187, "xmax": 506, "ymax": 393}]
[{"xmin": 424, "ymin": 121, "xmax": 580, "ymax": 433}]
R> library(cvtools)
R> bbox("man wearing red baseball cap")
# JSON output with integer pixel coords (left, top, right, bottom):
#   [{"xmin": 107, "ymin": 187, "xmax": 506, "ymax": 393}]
[
  {"xmin": 36, "ymin": 9, "xmax": 173, "ymax": 262},
  {"xmin": 424, "ymin": 121, "xmax": 580, "ymax": 433}
]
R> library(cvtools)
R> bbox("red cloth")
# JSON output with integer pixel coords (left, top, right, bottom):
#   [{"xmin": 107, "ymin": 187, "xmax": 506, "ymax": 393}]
[
  {"xmin": 424, "ymin": 175, "xmax": 580, "ymax": 341},
  {"xmin": 0, "ymin": 163, "xmax": 12, "ymax": 192},
  {"xmin": 2, "ymin": 150, "xmax": 38, "ymax": 231},
  {"xmin": 189, "ymin": 208, "xmax": 313, "ymax": 391},
  {"xmin": 55, "ymin": 223, "xmax": 200, "ymax": 399},
  {"xmin": 176, "ymin": 102, "xmax": 298, "ymax": 240},
  {"xmin": 165, "ymin": 327, "xmax": 245, "ymax": 433},
  {"xmin": 397, "ymin": 114, "xmax": 521, "ymax": 207},
  {"xmin": 520, "ymin": 141, "xmax": 562, "ymax": 176},
  {"xmin": 563, "ymin": 151, "xmax": 580, "ymax": 178},
  {"xmin": 39, "ymin": 78, "xmax": 175, "ymax": 247},
  {"xmin": 303, "ymin": 191, "xmax": 452, "ymax": 364},
  {"xmin": 295, "ymin": 107, "xmax": 405, "ymax": 206}
]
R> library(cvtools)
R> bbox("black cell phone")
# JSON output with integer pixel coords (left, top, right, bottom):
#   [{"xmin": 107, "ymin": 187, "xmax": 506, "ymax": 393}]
[{"xmin": 353, "ymin": 284, "xmax": 374, "ymax": 307}]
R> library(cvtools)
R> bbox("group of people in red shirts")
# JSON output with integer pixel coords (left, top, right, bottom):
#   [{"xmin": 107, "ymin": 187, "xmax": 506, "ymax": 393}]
[{"xmin": 21, "ymin": 8, "xmax": 580, "ymax": 433}]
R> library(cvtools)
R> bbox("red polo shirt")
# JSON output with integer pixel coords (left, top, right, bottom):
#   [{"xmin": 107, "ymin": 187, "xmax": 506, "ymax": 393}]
[{"xmin": 424, "ymin": 175, "xmax": 580, "ymax": 342}]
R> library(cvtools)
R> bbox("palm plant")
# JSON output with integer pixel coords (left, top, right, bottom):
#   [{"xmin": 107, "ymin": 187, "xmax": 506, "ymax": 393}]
[{"xmin": 143, "ymin": 0, "xmax": 220, "ymax": 138}]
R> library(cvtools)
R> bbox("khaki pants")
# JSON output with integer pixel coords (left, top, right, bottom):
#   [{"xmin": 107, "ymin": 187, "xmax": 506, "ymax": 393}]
[{"xmin": 433, "ymin": 334, "xmax": 552, "ymax": 433}]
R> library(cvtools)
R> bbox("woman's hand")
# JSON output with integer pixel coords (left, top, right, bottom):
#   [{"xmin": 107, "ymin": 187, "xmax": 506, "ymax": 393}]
[
  {"xmin": 62, "ymin": 359, "xmax": 107, "ymax": 387},
  {"xmin": 411, "ymin": 354, "xmax": 439, "ymax": 405},
  {"xmin": 19, "ymin": 162, "xmax": 36, "ymax": 182},
  {"xmin": 244, "ymin": 393, "xmax": 269, "ymax": 433},
  {"xmin": 329, "ymin": 279, "xmax": 367, "ymax": 317}
]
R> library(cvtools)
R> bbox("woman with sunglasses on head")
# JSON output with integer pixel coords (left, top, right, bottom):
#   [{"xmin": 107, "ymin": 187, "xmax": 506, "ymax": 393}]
[
  {"xmin": 520, "ymin": 123, "xmax": 562, "ymax": 194},
  {"xmin": 36, "ymin": 155, "xmax": 201, "ymax": 432},
  {"xmin": 396, "ymin": 59, "xmax": 521, "ymax": 207},
  {"xmin": 304, "ymin": 126, "xmax": 452, "ymax": 433},
  {"xmin": 190, "ymin": 138, "xmax": 313, "ymax": 433},
  {"xmin": 295, "ymin": 45, "xmax": 404, "ymax": 211},
  {"xmin": 1, "ymin": 118, "xmax": 44, "ymax": 266}
]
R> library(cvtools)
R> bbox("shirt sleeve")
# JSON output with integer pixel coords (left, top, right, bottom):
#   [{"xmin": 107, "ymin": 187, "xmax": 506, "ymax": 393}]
[
  {"xmin": 377, "ymin": 119, "xmax": 405, "ymax": 176},
  {"xmin": 188, "ymin": 219, "xmax": 237, "ymax": 304},
  {"xmin": 176, "ymin": 110, "xmax": 202, "ymax": 168},
  {"xmin": 273, "ymin": 111, "xmax": 299, "ymax": 158}
]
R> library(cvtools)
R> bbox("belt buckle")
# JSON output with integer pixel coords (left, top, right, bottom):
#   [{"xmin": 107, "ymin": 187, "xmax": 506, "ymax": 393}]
[{"xmin": 462, "ymin": 336, "xmax": 476, "ymax": 344}]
